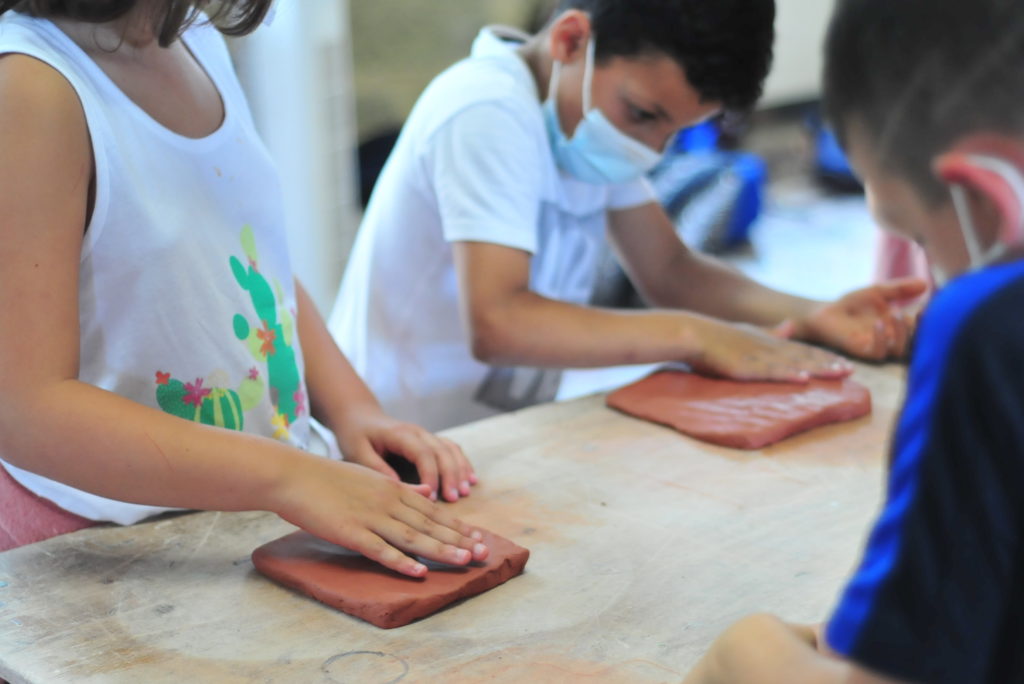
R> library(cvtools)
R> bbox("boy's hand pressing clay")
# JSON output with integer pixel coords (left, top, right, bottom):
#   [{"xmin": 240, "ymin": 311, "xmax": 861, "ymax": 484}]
[{"xmin": 686, "ymin": 316, "xmax": 854, "ymax": 383}]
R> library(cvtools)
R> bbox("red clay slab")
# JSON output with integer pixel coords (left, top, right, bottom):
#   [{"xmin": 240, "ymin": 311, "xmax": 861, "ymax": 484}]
[
  {"xmin": 252, "ymin": 530, "xmax": 530, "ymax": 629},
  {"xmin": 606, "ymin": 371, "xmax": 871, "ymax": 449}
]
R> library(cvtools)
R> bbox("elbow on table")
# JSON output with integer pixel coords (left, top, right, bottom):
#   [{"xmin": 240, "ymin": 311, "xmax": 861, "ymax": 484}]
[
  {"xmin": 0, "ymin": 383, "xmax": 69, "ymax": 470},
  {"xmin": 0, "ymin": 406, "xmax": 31, "ymax": 469}
]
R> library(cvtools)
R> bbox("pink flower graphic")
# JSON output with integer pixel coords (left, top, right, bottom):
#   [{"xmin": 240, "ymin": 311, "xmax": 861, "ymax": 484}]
[
  {"xmin": 257, "ymin": 320, "xmax": 277, "ymax": 357},
  {"xmin": 293, "ymin": 389, "xmax": 306, "ymax": 416},
  {"xmin": 248, "ymin": 367, "xmax": 260, "ymax": 380},
  {"xmin": 183, "ymin": 378, "xmax": 212, "ymax": 407}
]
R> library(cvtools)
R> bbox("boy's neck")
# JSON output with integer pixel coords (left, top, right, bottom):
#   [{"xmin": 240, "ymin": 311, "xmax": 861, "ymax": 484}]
[{"xmin": 517, "ymin": 32, "xmax": 555, "ymax": 101}]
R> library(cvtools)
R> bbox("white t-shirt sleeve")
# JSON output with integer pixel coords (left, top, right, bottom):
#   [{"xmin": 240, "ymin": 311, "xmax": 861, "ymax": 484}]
[
  {"xmin": 607, "ymin": 176, "xmax": 657, "ymax": 210},
  {"xmin": 428, "ymin": 101, "xmax": 545, "ymax": 253}
]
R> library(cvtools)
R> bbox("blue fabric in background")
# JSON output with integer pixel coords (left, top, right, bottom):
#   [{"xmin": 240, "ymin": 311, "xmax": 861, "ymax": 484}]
[
  {"xmin": 651, "ymin": 120, "xmax": 767, "ymax": 253},
  {"xmin": 806, "ymin": 110, "xmax": 862, "ymax": 192}
]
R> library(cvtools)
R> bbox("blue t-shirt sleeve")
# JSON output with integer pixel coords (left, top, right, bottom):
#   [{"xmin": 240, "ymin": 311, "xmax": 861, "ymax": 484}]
[
  {"xmin": 826, "ymin": 268, "xmax": 1024, "ymax": 683},
  {"xmin": 427, "ymin": 101, "xmax": 545, "ymax": 253}
]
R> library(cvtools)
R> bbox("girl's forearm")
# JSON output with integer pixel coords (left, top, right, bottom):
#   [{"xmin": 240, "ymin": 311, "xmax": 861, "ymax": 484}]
[{"xmin": 0, "ymin": 378, "xmax": 313, "ymax": 514}]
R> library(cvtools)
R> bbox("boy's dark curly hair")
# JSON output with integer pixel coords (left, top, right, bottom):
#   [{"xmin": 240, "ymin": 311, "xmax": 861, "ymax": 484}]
[{"xmin": 554, "ymin": 0, "xmax": 776, "ymax": 112}]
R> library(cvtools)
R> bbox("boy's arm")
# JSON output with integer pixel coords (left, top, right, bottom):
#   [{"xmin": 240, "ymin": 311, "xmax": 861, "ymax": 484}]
[
  {"xmin": 452, "ymin": 241, "xmax": 852, "ymax": 382},
  {"xmin": 607, "ymin": 203, "xmax": 926, "ymax": 360},
  {"xmin": 0, "ymin": 54, "xmax": 484, "ymax": 575},
  {"xmin": 684, "ymin": 614, "xmax": 907, "ymax": 684},
  {"xmin": 295, "ymin": 281, "xmax": 475, "ymax": 502}
]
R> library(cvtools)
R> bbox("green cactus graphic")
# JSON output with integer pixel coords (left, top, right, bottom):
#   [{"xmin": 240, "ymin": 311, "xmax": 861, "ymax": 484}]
[
  {"xmin": 151, "ymin": 226, "xmax": 304, "ymax": 438},
  {"xmin": 229, "ymin": 226, "xmax": 303, "ymax": 434},
  {"xmin": 154, "ymin": 371, "xmax": 264, "ymax": 431}
]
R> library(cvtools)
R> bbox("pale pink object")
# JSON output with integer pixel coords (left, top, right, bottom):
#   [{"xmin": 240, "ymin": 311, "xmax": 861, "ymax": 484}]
[
  {"xmin": 252, "ymin": 530, "xmax": 530, "ymax": 629},
  {"xmin": 607, "ymin": 371, "xmax": 872, "ymax": 450},
  {"xmin": 875, "ymin": 229, "xmax": 932, "ymax": 283},
  {"xmin": 0, "ymin": 465, "xmax": 96, "ymax": 552}
]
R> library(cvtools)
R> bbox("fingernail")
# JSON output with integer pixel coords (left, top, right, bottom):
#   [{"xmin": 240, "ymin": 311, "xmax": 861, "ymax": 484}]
[
  {"xmin": 473, "ymin": 543, "xmax": 488, "ymax": 558},
  {"xmin": 448, "ymin": 488, "xmax": 459, "ymax": 501},
  {"xmin": 454, "ymin": 548, "xmax": 471, "ymax": 563},
  {"xmin": 460, "ymin": 481, "xmax": 471, "ymax": 495},
  {"xmin": 430, "ymin": 491, "xmax": 437, "ymax": 502},
  {"xmin": 470, "ymin": 530, "xmax": 484, "ymax": 541},
  {"xmin": 412, "ymin": 562, "xmax": 427, "ymax": 575},
  {"xmin": 469, "ymin": 473, "xmax": 479, "ymax": 485}
]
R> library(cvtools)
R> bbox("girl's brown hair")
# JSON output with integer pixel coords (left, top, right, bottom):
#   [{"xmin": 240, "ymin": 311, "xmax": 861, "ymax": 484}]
[{"xmin": 0, "ymin": 0, "xmax": 273, "ymax": 46}]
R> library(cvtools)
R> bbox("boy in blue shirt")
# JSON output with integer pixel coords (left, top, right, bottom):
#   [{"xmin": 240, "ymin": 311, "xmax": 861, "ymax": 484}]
[{"xmin": 685, "ymin": 0, "xmax": 1024, "ymax": 682}]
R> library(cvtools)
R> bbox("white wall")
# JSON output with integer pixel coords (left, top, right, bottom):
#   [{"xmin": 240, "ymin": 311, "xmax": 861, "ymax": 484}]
[
  {"xmin": 231, "ymin": 0, "xmax": 360, "ymax": 315},
  {"xmin": 762, "ymin": 0, "xmax": 835, "ymax": 106}
]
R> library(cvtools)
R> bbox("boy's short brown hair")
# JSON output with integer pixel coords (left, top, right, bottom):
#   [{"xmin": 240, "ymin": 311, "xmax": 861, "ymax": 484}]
[
  {"xmin": 824, "ymin": 0, "xmax": 1024, "ymax": 205},
  {"xmin": 0, "ymin": 0, "xmax": 273, "ymax": 46}
]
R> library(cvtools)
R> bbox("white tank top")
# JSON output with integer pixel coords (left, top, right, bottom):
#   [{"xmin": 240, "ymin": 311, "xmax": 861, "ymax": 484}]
[{"xmin": 0, "ymin": 13, "xmax": 311, "ymax": 524}]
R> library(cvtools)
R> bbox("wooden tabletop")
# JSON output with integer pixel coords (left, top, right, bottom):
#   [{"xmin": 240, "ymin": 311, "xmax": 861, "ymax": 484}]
[{"xmin": 0, "ymin": 364, "xmax": 904, "ymax": 684}]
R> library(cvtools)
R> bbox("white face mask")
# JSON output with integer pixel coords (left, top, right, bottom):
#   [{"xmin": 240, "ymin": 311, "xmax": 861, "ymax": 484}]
[
  {"xmin": 543, "ymin": 37, "xmax": 664, "ymax": 184},
  {"xmin": 936, "ymin": 154, "xmax": 1024, "ymax": 285}
]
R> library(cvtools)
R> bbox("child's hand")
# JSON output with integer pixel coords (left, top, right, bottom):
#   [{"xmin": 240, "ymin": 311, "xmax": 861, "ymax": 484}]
[
  {"xmin": 792, "ymin": 278, "xmax": 929, "ymax": 361},
  {"xmin": 271, "ymin": 457, "xmax": 488, "ymax": 578},
  {"xmin": 687, "ymin": 318, "xmax": 853, "ymax": 383},
  {"xmin": 335, "ymin": 408, "xmax": 477, "ymax": 503}
]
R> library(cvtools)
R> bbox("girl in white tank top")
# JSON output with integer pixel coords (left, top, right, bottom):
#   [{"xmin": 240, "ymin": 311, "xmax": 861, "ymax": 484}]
[{"xmin": 0, "ymin": 0, "xmax": 486, "ymax": 576}]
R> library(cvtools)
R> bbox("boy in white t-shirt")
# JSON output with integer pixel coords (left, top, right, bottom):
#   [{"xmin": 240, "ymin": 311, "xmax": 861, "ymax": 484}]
[{"xmin": 330, "ymin": 0, "xmax": 923, "ymax": 433}]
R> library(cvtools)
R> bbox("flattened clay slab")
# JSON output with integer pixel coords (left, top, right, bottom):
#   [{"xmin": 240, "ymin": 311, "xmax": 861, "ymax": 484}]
[
  {"xmin": 606, "ymin": 371, "xmax": 871, "ymax": 449},
  {"xmin": 252, "ymin": 531, "xmax": 529, "ymax": 629}
]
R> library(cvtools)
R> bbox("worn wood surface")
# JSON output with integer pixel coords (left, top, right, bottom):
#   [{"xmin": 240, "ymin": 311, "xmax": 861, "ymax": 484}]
[{"xmin": 0, "ymin": 364, "xmax": 904, "ymax": 683}]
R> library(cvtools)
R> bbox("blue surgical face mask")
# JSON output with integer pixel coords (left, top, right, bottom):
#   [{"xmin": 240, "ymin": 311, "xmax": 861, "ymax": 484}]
[
  {"xmin": 262, "ymin": 3, "xmax": 277, "ymax": 27},
  {"xmin": 936, "ymin": 154, "xmax": 1024, "ymax": 285},
  {"xmin": 543, "ymin": 37, "xmax": 663, "ymax": 184}
]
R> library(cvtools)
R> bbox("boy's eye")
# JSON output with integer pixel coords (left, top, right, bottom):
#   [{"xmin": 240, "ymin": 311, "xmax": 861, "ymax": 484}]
[{"xmin": 626, "ymin": 103, "xmax": 657, "ymax": 124}]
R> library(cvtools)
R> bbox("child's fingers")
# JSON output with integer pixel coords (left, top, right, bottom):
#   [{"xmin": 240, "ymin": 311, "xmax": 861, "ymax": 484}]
[
  {"xmin": 869, "ymin": 319, "xmax": 889, "ymax": 360},
  {"xmin": 405, "ymin": 430, "xmax": 465, "ymax": 502},
  {"xmin": 434, "ymin": 440, "xmax": 465, "ymax": 502},
  {"xmin": 400, "ymin": 489, "xmax": 485, "ymax": 542},
  {"xmin": 414, "ymin": 453, "xmax": 441, "ymax": 503},
  {"xmin": 771, "ymin": 318, "xmax": 798, "ymax": 339},
  {"xmin": 391, "ymin": 506, "xmax": 485, "ymax": 558},
  {"xmin": 352, "ymin": 444, "xmax": 401, "ymax": 482},
  {"xmin": 386, "ymin": 431, "xmax": 441, "ymax": 501},
  {"xmin": 440, "ymin": 437, "xmax": 475, "ymax": 496},
  {"xmin": 406, "ymin": 482, "xmax": 434, "ymax": 499},
  {"xmin": 875, "ymin": 277, "xmax": 929, "ymax": 302},
  {"xmin": 888, "ymin": 310, "xmax": 911, "ymax": 358},
  {"xmin": 345, "ymin": 529, "xmax": 430, "ymax": 578},
  {"xmin": 881, "ymin": 310, "xmax": 897, "ymax": 357},
  {"xmin": 780, "ymin": 345, "xmax": 852, "ymax": 381},
  {"xmin": 846, "ymin": 319, "xmax": 886, "ymax": 361},
  {"xmin": 374, "ymin": 519, "xmax": 476, "ymax": 567}
]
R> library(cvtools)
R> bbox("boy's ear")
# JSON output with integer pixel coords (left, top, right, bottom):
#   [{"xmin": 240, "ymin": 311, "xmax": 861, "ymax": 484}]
[
  {"xmin": 934, "ymin": 151, "xmax": 1024, "ymax": 242},
  {"xmin": 548, "ymin": 10, "xmax": 592, "ymax": 64}
]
